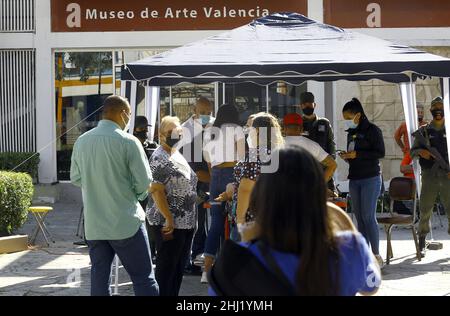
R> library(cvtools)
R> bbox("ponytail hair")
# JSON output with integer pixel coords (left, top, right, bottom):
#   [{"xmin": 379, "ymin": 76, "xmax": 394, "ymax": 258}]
[{"xmin": 342, "ymin": 98, "xmax": 367, "ymax": 121}]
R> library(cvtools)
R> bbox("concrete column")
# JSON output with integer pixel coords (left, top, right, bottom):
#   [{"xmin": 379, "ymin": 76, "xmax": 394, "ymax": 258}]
[
  {"xmin": 324, "ymin": 82, "xmax": 335, "ymax": 125},
  {"xmin": 35, "ymin": 0, "xmax": 57, "ymax": 183}
]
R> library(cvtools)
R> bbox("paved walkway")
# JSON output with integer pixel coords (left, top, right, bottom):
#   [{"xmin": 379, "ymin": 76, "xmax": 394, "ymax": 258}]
[{"xmin": 1, "ymin": 194, "xmax": 449, "ymax": 296}]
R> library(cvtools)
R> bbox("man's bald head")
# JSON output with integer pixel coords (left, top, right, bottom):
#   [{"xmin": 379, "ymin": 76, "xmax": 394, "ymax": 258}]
[
  {"xmin": 103, "ymin": 95, "xmax": 130, "ymax": 115},
  {"xmin": 194, "ymin": 97, "xmax": 213, "ymax": 118},
  {"xmin": 102, "ymin": 95, "xmax": 131, "ymax": 129}
]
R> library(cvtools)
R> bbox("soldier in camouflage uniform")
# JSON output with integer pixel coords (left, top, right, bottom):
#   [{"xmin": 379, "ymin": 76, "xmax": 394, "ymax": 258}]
[{"xmin": 410, "ymin": 97, "xmax": 450, "ymax": 257}]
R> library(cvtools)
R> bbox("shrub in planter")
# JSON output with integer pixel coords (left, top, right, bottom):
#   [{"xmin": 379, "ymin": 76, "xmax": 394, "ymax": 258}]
[
  {"xmin": 0, "ymin": 152, "xmax": 40, "ymax": 182},
  {"xmin": 0, "ymin": 171, "xmax": 34, "ymax": 236}
]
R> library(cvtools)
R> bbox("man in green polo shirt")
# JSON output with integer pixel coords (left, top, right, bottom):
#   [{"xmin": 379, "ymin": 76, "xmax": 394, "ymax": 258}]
[{"xmin": 71, "ymin": 95, "xmax": 159, "ymax": 296}]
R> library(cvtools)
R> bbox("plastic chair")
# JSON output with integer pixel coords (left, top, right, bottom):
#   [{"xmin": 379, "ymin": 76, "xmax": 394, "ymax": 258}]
[
  {"xmin": 377, "ymin": 177, "xmax": 421, "ymax": 264},
  {"xmin": 29, "ymin": 206, "xmax": 55, "ymax": 246}
]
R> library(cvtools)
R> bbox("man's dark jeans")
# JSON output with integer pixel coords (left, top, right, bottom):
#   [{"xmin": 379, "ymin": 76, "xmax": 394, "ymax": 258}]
[{"xmin": 86, "ymin": 224, "xmax": 159, "ymax": 296}]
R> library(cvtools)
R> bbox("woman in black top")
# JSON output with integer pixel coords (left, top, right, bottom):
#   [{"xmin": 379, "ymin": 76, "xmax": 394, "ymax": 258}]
[{"xmin": 339, "ymin": 98, "xmax": 385, "ymax": 267}]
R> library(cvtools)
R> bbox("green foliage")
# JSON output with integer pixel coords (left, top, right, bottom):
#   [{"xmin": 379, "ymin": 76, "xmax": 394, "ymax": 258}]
[
  {"xmin": 55, "ymin": 52, "xmax": 113, "ymax": 82},
  {"xmin": 0, "ymin": 152, "xmax": 40, "ymax": 181},
  {"xmin": 0, "ymin": 172, "xmax": 34, "ymax": 236}
]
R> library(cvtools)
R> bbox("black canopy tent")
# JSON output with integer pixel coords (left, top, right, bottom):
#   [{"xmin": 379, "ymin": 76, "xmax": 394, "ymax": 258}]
[
  {"xmin": 120, "ymin": 12, "xmax": 450, "ymax": 190},
  {"xmin": 121, "ymin": 13, "xmax": 450, "ymax": 84}
]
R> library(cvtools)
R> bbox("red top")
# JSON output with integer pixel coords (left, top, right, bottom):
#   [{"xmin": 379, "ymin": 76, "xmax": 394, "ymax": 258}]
[
  {"xmin": 394, "ymin": 122, "xmax": 410, "ymax": 151},
  {"xmin": 400, "ymin": 152, "xmax": 415, "ymax": 179},
  {"xmin": 394, "ymin": 120, "xmax": 427, "ymax": 151}
]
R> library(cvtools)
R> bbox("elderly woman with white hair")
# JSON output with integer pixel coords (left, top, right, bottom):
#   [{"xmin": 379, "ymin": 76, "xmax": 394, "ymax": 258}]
[{"xmin": 146, "ymin": 116, "xmax": 198, "ymax": 296}]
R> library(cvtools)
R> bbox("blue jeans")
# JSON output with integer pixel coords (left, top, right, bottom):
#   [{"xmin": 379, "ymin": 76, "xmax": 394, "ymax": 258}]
[
  {"xmin": 204, "ymin": 167, "xmax": 235, "ymax": 258},
  {"xmin": 349, "ymin": 175, "xmax": 382, "ymax": 255},
  {"xmin": 86, "ymin": 224, "xmax": 159, "ymax": 296}
]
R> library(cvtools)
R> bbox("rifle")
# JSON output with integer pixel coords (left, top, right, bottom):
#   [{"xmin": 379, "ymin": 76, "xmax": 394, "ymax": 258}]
[{"xmin": 412, "ymin": 128, "xmax": 450, "ymax": 174}]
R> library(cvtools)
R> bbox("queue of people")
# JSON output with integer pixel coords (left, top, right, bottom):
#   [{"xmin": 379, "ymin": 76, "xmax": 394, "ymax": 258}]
[
  {"xmin": 209, "ymin": 146, "xmax": 381, "ymax": 296},
  {"xmin": 70, "ymin": 91, "xmax": 449, "ymax": 296}
]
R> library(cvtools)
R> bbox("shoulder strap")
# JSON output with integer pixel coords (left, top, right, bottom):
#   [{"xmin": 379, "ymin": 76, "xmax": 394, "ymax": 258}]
[
  {"xmin": 209, "ymin": 240, "xmax": 297, "ymax": 296},
  {"xmin": 255, "ymin": 241, "xmax": 297, "ymax": 295}
]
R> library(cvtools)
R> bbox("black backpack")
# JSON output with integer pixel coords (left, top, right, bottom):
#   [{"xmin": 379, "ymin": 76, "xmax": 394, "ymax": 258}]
[{"xmin": 208, "ymin": 240, "xmax": 297, "ymax": 296}]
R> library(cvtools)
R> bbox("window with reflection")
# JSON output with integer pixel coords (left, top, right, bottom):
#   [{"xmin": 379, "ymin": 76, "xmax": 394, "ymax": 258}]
[{"xmin": 55, "ymin": 51, "xmax": 113, "ymax": 180}]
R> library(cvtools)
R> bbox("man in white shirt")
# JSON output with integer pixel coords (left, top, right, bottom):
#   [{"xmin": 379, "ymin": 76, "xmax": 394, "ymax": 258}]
[
  {"xmin": 179, "ymin": 97, "xmax": 215, "ymax": 275},
  {"xmin": 283, "ymin": 113, "xmax": 337, "ymax": 183}
]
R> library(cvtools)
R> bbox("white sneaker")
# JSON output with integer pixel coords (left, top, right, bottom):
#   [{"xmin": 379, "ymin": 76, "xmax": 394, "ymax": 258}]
[
  {"xmin": 200, "ymin": 271, "xmax": 208, "ymax": 284},
  {"xmin": 193, "ymin": 254, "xmax": 205, "ymax": 267},
  {"xmin": 375, "ymin": 254, "xmax": 385, "ymax": 269}
]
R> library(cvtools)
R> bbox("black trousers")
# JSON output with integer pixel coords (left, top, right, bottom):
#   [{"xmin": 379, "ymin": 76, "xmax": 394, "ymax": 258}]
[
  {"xmin": 140, "ymin": 197, "xmax": 157, "ymax": 259},
  {"xmin": 149, "ymin": 226, "xmax": 194, "ymax": 296}
]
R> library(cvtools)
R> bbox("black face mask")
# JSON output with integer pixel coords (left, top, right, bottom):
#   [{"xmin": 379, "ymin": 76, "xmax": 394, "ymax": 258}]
[
  {"xmin": 134, "ymin": 131, "xmax": 148, "ymax": 141},
  {"xmin": 431, "ymin": 109, "xmax": 444, "ymax": 119},
  {"xmin": 302, "ymin": 107, "xmax": 314, "ymax": 116},
  {"xmin": 418, "ymin": 117, "xmax": 424, "ymax": 123},
  {"xmin": 165, "ymin": 135, "xmax": 181, "ymax": 148}
]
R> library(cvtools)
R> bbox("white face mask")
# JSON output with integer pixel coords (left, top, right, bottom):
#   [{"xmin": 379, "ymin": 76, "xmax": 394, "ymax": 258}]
[{"xmin": 121, "ymin": 112, "xmax": 131, "ymax": 132}]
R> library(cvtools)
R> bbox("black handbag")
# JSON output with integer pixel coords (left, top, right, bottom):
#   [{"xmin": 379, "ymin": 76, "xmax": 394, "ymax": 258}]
[{"xmin": 208, "ymin": 239, "xmax": 297, "ymax": 296}]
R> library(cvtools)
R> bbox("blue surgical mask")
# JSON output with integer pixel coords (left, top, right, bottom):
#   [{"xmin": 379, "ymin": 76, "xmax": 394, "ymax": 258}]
[
  {"xmin": 344, "ymin": 118, "xmax": 358, "ymax": 130},
  {"xmin": 199, "ymin": 115, "xmax": 211, "ymax": 125}
]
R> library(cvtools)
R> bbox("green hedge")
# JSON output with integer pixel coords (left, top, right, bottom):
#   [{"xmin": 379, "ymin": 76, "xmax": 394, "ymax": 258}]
[
  {"xmin": 0, "ymin": 171, "xmax": 34, "ymax": 236},
  {"xmin": 0, "ymin": 152, "xmax": 40, "ymax": 181}
]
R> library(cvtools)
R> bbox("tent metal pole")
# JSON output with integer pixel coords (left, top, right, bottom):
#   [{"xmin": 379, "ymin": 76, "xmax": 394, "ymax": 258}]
[
  {"xmin": 440, "ymin": 77, "xmax": 450, "ymax": 241},
  {"xmin": 112, "ymin": 51, "xmax": 116, "ymax": 93},
  {"xmin": 145, "ymin": 86, "xmax": 160, "ymax": 142},
  {"xmin": 214, "ymin": 82, "xmax": 219, "ymax": 115},
  {"xmin": 443, "ymin": 77, "xmax": 450, "ymax": 168},
  {"xmin": 266, "ymin": 85, "xmax": 269, "ymax": 112},
  {"xmin": 169, "ymin": 86, "xmax": 173, "ymax": 116},
  {"xmin": 400, "ymin": 81, "xmax": 430, "ymax": 240},
  {"xmin": 129, "ymin": 81, "xmax": 138, "ymax": 132},
  {"xmin": 222, "ymin": 83, "xmax": 226, "ymax": 104},
  {"xmin": 400, "ymin": 80, "xmax": 421, "ymax": 192},
  {"xmin": 120, "ymin": 80, "xmax": 127, "ymax": 98}
]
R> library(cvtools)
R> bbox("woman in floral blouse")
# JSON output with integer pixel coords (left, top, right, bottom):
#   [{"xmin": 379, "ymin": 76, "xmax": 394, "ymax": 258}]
[
  {"xmin": 216, "ymin": 112, "xmax": 284, "ymax": 241},
  {"xmin": 147, "ymin": 116, "xmax": 198, "ymax": 296}
]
